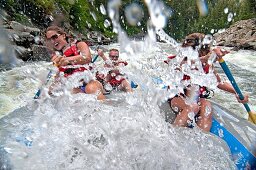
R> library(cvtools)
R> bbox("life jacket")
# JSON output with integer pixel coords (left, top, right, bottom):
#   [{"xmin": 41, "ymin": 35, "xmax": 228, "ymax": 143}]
[
  {"xmin": 164, "ymin": 55, "xmax": 210, "ymax": 80},
  {"xmin": 113, "ymin": 61, "xmax": 128, "ymax": 67},
  {"xmin": 58, "ymin": 42, "xmax": 88, "ymax": 77},
  {"xmin": 164, "ymin": 55, "xmax": 212, "ymax": 98},
  {"xmin": 164, "ymin": 55, "xmax": 176, "ymax": 64},
  {"xmin": 108, "ymin": 76, "xmax": 125, "ymax": 87},
  {"xmin": 108, "ymin": 60, "xmax": 128, "ymax": 87}
]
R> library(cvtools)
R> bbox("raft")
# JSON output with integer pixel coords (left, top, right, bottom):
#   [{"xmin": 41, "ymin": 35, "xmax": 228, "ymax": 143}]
[{"xmin": 160, "ymin": 101, "xmax": 256, "ymax": 169}]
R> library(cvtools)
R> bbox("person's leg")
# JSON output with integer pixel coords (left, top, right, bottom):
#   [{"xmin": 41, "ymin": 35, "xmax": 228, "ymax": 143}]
[
  {"xmin": 196, "ymin": 98, "xmax": 212, "ymax": 131},
  {"xmin": 170, "ymin": 96, "xmax": 199, "ymax": 127},
  {"xmin": 85, "ymin": 80, "xmax": 106, "ymax": 100},
  {"xmin": 120, "ymin": 79, "xmax": 133, "ymax": 92}
]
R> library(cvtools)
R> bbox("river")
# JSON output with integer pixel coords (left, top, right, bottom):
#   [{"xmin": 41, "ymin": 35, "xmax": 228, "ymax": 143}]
[
  {"xmin": 0, "ymin": 0, "xmax": 256, "ymax": 169},
  {"xmin": 0, "ymin": 41, "xmax": 255, "ymax": 169}
]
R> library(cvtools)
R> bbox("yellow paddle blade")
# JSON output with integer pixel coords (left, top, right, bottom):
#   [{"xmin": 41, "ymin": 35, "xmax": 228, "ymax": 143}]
[{"xmin": 248, "ymin": 111, "xmax": 256, "ymax": 124}]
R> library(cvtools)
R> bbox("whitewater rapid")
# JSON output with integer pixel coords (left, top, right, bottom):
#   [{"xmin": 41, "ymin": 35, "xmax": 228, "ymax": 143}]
[{"xmin": 1, "ymin": 41, "xmax": 256, "ymax": 169}]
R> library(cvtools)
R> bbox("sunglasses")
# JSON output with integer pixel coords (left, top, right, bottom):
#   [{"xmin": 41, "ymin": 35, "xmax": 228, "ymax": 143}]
[
  {"xmin": 109, "ymin": 55, "xmax": 119, "ymax": 59},
  {"xmin": 47, "ymin": 33, "xmax": 61, "ymax": 41}
]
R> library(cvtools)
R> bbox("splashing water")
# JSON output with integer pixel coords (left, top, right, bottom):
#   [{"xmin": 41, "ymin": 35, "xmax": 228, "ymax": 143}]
[
  {"xmin": 100, "ymin": 4, "xmax": 107, "ymax": 15},
  {"xmin": 224, "ymin": 7, "xmax": 229, "ymax": 14},
  {"xmin": 124, "ymin": 3, "xmax": 144, "ymax": 26},
  {"xmin": 196, "ymin": 0, "xmax": 208, "ymax": 16},
  {"xmin": 145, "ymin": 0, "xmax": 168, "ymax": 29},
  {"xmin": 104, "ymin": 19, "xmax": 111, "ymax": 28},
  {"xmin": 0, "ymin": 0, "xmax": 245, "ymax": 169},
  {"xmin": 227, "ymin": 13, "xmax": 234, "ymax": 22}
]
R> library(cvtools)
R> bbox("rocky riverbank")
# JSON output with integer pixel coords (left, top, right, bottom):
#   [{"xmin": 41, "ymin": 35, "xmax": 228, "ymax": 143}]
[
  {"xmin": 0, "ymin": 10, "xmax": 112, "ymax": 62},
  {"xmin": 214, "ymin": 18, "xmax": 256, "ymax": 50},
  {"xmin": 1, "ymin": 5, "xmax": 255, "ymax": 64}
]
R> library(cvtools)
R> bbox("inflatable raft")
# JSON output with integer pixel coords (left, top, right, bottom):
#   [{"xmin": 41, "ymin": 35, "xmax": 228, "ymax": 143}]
[{"xmin": 160, "ymin": 101, "xmax": 256, "ymax": 169}]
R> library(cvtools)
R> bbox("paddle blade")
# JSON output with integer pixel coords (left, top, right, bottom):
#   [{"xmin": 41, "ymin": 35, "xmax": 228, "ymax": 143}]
[
  {"xmin": 34, "ymin": 89, "xmax": 41, "ymax": 99},
  {"xmin": 131, "ymin": 81, "xmax": 138, "ymax": 88},
  {"xmin": 248, "ymin": 111, "xmax": 256, "ymax": 124}
]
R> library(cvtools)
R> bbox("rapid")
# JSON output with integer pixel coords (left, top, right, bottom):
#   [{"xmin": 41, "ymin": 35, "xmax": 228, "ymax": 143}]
[{"xmin": 0, "ymin": 0, "xmax": 255, "ymax": 169}]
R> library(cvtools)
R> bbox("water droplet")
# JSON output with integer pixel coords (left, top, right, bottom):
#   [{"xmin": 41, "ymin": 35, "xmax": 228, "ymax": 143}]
[
  {"xmin": 104, "ymin": 19, "xmax": 111, "ymax": 28},
  {"xmin": 124, "ymin": 3, "xmax": 144, "ymax": 26},
  {"xmin": 227, "ymin": 13, "xmax": 233, "ymax": 22},
  {"xmin": 218, "ymin": 128, "xmax": 224, "ymax": 138},
  {"xmin": 204, "ymin": 106, "xmax": 212, "ymax": 117},
  {"xmin": 224, "ymin": 7, "xmax": 229, "ymax": 14},
  {"xmin": 90, "ymin": 12, "xmax": 97, "ymax": 21},
  {"xmin": 188, "ymin": 112, "xmax": 195, "ymax": 120},
  {"xmin": 196, "ymin": 0, "xmax": 208, "ymax": 16},
  {"xmin": 100, "ymin": 4, "xmax": 107, "ymax": 15}
]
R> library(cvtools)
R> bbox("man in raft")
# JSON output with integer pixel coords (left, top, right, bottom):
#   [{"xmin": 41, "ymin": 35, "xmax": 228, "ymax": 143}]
[{"xmin": 95, "ymin": 48, "xmax": 133, "ymax": 93}]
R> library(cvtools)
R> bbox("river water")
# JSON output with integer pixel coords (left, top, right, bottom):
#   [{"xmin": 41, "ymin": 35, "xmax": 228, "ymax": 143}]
[
  {"xmin": 1, "ymin": 45, "xmax": 255, "ymax": 119},
  {"xmin": 1, "ymin": 0, "xmax": 256, "ymax": 169},
  {"xmin": 0, "ymin": 41, "xmax": 255, "ymax": 169}
]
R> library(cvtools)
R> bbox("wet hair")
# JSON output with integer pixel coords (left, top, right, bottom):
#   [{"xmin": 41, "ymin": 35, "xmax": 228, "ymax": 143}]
[
  {"xmin": 45, "ymin": 26, "xmax": 66, "ymax": 37},
  {"xmin": 109, "ymin": 48, "xmax": 119, "ymax": 52},
  {"xmin": 182, "ymin": 33, "xmax": 205, "ymax": 48},
  {"xmin": 182, "ymin": 33, "xmax": 211, "ymax": 57},
  {"xmin": 45, "ymin": 25, "xmax": 75, "ymax": 43}
]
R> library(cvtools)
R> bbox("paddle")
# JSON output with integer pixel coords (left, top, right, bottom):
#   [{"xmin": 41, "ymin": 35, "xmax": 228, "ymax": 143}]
[
  {"xmin": 33, "ymin": 50, "xmax": 58, "ymax": 99},
  {"xmin": 91, "ymin": 55, "xmax": 99, "ymax": 63},
  {"xmin": 218, "ymin": 58, "xmax": 256, "ymax": 124},
  {"xmin": 34, "ymin": 70, "xmax": 53, "ymax": 99}
]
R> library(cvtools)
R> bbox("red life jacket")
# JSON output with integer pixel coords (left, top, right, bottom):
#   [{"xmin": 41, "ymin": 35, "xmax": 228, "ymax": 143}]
[
  {"xmin": 63, "ymin": 44, "xmax": 80, "ymax": 57},
  {"xmin": 108, "ymin": 76, "xmax": 125, "ymax": 87},
  {"xmin": 104, "ymin": 60, "xmax": 128, "ymax": 87},
  {"xmin": 164, "ymin": 55, "xmax": 212, "ymax": 98},
  {"xmin": 113, "ymin": 61, "xmax": 128, "ymax": 66},
  {"xmin": 58, "ymin": 42, "xmax": 87, "ymax": 77},
  {"xmin": 164, "ymin": 55, "xmax": 210, "ymax": 80},
  {"xmin": 164, "ymin": 55, "xmax": 176, "ymax": 64}
]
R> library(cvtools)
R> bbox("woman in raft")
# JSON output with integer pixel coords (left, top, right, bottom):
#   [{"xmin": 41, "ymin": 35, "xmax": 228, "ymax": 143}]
[
  {"xmin": 167, "ymin": 33, "xmax": 249, "ymax": 131},
  {"xmin": 45, "ymin": 26, "xmax": 105, "ymax": 100}
]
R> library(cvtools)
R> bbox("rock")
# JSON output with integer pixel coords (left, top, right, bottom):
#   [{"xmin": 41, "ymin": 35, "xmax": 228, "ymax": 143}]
[
  {"xmin": 9, "ymin": 21, "xmax": 27, "ymax": 32},
  {"xmin": 0, "ymin": 10, "xmax": 11, "ymax": 23},
  {"xmin": 0, "ymin": 27, "xmax": 17, "ymax": 67},
  {"xmin": 14, "ymin": 45, "xmax": 33, "ymax": 61},
  {"xmin": 9, "ymin": 21, "xmax": 40, "ymax": 35},
  {"xmin": 214, "ymin": 18, "xmax": 256, "ymax": 50},
  {"xmin": 86, "ymin": 31, "xmax": 112, "ymax": 45},
  {"xmin": 6, "ymin": 28, "xmax": 36, "ymax": 48},
  {"xmin": 31, "ymin": 45, "xmax": 51, "ymax": 61},
  {"xmin": 14, "ymin": 45, "xmax": 51, "ymax": 61}
]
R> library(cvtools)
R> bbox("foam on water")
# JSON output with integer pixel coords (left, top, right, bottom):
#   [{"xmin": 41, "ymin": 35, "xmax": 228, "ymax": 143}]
[
  {"xmin": 1, "ymin": 92, "xmax": 236, "ymax": 169},
  {"xmin": 1, "ymin": 0, "xmax": 256, "ymax": 169},
  {"xmin": 224, "ymin": 50, "xmax": 256, "ymax": 73},
  {"xmin": 0, "ymin": 62, "xmax": 54, "ymax": 118}
]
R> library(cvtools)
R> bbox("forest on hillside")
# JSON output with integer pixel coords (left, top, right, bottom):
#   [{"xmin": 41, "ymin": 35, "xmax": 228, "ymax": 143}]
[{"xmin": 0, "ymin": 0, "xmax": 255, "ymax": 40}]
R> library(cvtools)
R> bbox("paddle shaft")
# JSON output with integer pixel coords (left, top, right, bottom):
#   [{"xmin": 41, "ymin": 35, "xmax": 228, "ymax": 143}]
[
  {"xmin": 218, "ymin": 58, "xmax": 256, "ymax": 123},
  {"xmin": 92, "ymin": 55, "xmax": 99, "ymax": 63},
  {"xmin": 219, "ymin": 58, "xmax": 249, "ymax": 109},
  {"xmin": 34, "ymin": 70, "xmax": 53, "ymax": 99}
]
